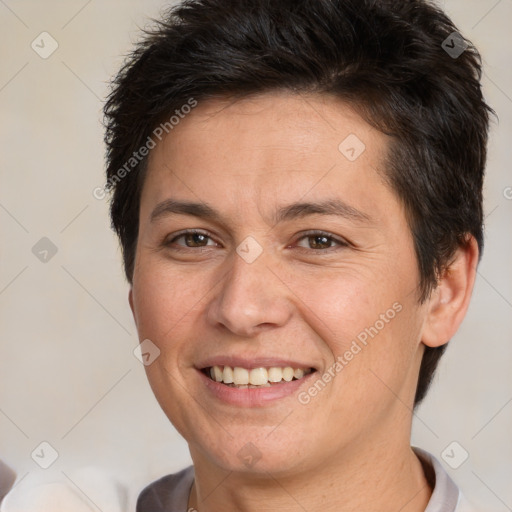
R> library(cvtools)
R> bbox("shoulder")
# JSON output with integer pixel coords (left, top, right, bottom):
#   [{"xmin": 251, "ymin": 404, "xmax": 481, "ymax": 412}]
[{"xmin": 136, "ymin": 465, "xmax": 194, "ymax": 512}]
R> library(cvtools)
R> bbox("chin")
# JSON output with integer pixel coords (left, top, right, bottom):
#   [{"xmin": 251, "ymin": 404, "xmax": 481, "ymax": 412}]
[{"xmin": 189, "ymin": 425, "xmax": 322, "ymax": 477}]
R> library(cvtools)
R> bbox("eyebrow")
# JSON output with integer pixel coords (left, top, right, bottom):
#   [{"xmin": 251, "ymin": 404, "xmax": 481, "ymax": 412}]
[
  {"xmin": 274, "ymin": 199, "xmax": 372, "ymax": 224},
  {"xmin": 150, "ymin": 200, "xmax": 222, "ymax": 223},
  {"xmin": 150, "ymin": 198, "xmax": 373, "ymax": 225}
]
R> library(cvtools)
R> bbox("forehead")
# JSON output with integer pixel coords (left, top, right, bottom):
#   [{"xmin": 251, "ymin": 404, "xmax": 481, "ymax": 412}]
[
  {"xmin": 148, "ymin": 92, "xmax": 384, "ymax": 165},
  {"xmin": 141, "ymin": 92, "xmax": 395, "ymax": 224}
]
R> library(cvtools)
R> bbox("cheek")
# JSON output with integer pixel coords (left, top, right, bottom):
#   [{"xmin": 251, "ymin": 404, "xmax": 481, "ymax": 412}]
[
  {"xmin": 131, "ymin": 255, "xmax": 213, "ymax": 348},
  {"xmin": 280, "ymin": 264, "xmax": 397, "ymax": 352},
  {"xmin": 329, "ymin": 296, "xmax": 424, "ymax": 422},
  {"xmin": 292, "ymin": 263, "xmax": 424, "ymax": 407}
]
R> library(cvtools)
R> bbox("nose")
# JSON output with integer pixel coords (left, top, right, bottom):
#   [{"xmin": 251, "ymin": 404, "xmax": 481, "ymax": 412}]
[{"xmin": 206, "ymin": 249, "xmax": 294, "ymax": 337}]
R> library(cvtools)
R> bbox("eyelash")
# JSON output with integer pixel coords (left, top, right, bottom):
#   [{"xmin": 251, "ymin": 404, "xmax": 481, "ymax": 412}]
[{"xmin": 164, "ymin": 229, "xmax": 349, "ymax": 252}]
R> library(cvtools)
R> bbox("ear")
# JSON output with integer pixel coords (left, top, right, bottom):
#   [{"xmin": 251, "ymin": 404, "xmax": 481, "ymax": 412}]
[
  {"xmin": 421, "ymin": 236, "xmax": 479, "ymax": 348},
  {"xmin": 128, "ymin": 288, "xmax": 137, "ymax": 327}
]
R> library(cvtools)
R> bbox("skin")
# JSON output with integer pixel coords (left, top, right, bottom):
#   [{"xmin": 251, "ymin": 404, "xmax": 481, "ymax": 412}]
[{"xmin": 129, "ymin": 91, "xmax": 478, "ymax": 512}]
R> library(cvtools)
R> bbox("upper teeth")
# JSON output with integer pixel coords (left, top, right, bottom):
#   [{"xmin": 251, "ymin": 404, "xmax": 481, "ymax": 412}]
[{"xmin": 208, "ymin": 365, "xmax": 312, "ymax": 386}]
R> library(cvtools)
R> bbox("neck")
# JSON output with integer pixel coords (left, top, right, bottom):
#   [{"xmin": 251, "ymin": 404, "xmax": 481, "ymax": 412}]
[{"xmin": 188, "ymin": 429, "xmax": 432, "ymax": 512}]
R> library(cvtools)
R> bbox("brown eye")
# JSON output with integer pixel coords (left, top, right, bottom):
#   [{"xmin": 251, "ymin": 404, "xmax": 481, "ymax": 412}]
[
  {"xmin": 183, "ymin": 233, "xmax": 209, "ymax": 247},
  {"xmin": 168, "ymin": 231, "xmax": 217, "ymax": 248},
  {"xmin": 295, "ymin": 231, "xmax": 348, "ymax": 250},
  {"xmin": 307, "ymin": 235, "xmax": 333, "ymax": 249}
]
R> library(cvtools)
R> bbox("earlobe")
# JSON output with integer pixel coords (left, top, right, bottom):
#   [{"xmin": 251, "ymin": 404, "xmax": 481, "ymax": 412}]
[{"xmin": 421, "ymin": 236, "xmax": 479, "ymax": 348}]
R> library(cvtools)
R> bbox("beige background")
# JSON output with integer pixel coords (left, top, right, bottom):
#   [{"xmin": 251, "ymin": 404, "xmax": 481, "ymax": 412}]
[{"xmin": 0, "ymin": 0, "xmax": 511, "ymax": 509}]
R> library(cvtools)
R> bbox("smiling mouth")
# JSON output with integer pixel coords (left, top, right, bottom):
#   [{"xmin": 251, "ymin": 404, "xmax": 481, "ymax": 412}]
[{"xmin": 202, "ymin": 365, "xmax": 316, "ymax": 388}]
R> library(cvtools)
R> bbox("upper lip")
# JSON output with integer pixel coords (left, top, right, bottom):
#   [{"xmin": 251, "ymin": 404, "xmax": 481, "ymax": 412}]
[{"xmin": 196, "ymin": 356, "xmax": 317, "ymax": 371}]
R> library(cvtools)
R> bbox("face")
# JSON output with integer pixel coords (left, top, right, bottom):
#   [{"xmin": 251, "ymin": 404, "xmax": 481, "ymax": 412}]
[{"xmin": 130, "ymin": 92, "xmax": 428, "ymax": 475}]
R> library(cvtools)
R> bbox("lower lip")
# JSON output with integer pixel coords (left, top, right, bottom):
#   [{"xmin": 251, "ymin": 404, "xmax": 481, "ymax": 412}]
[{"xmin": 197, "ymin": 369, "xmax": 316, "ymax": 407}]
